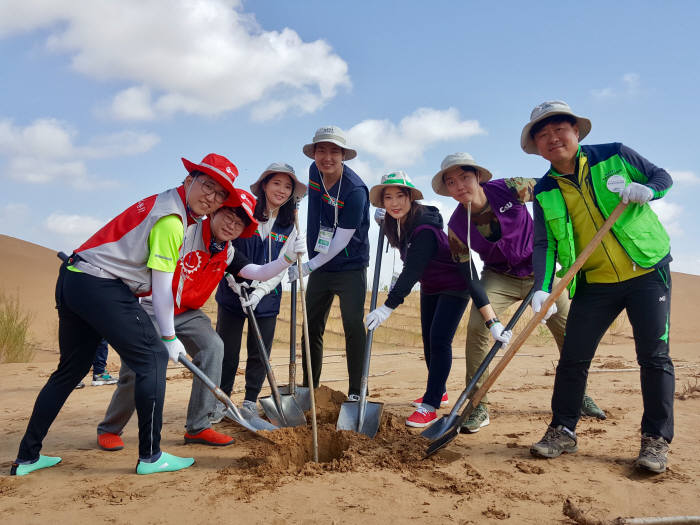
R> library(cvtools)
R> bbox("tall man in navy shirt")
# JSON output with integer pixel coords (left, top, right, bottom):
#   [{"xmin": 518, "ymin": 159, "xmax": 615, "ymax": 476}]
[{"xmin": 289, "ymin": 126, "xmax": 370, "ymax": 399}]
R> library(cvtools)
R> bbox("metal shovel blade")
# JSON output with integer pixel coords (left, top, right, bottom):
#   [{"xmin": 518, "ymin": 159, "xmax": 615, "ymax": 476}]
[
  {"xmin": 277, "ymin": 385, "xmax": 311, "ymax": 412},
  {"xmin": 228, "ymin": 405, "xmax": 279, "ymax": 432},
  {"xmin": 336, "ymin": 399, "xmax": 384, "ymax": 438},
  {"xmin": 259, "ymin": 393, "xmax": 307, "ymax": 428}
]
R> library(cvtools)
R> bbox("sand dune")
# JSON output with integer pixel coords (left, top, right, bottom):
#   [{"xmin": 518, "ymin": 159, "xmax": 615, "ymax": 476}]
[{"xmin": 1, "ymin": 234, "xmax": 699, "ymax": 523}]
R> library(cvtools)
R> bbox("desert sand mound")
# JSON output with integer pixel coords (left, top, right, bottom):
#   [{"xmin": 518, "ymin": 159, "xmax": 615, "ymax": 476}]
[{"xmin": 1, "ymin": 234, "xmax": 699, "ymax": 523}]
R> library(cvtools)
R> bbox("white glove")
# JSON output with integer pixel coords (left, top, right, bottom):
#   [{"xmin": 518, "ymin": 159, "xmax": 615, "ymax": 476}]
[
  {"xmin": 225, "ymin": 273, "xmax": 250, "ymax": 296},
  {"xmin": 532, "ymin": 290, "xmax": 557, "ymax": 322},
  {"xmin": 280, "ymin": 230, "xmax": 306, "ymax": 262},
  {"xmin": 489, "ymin": 322, "xmax": 512, "ymax": 344},
  {"xmin": 364, "ymin": 305, "xmax": 394, "ymax": 331},
  {"xmin": 374, "ymin": 208, "xmax": 386, "ymax": 225},
  {"xmin": 619, "ymin": 182, "xmax": 653, "ymax": 204},
  {"xmin": 240, "ymin": 288, "xmax": 265, "ymax": 311},
  {"xmin": 162, "ymin": 336, "xmax": 186, "ymax": 364},
  {"xmin": 287, "ymin": 262, "xmax": 312, "ymax": 282}
]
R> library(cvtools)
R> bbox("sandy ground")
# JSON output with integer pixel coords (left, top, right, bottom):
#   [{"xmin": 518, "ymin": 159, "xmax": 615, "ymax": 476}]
[{"xmin": 1, "ymin": 234, "xmax": 699, "ymax": 524}]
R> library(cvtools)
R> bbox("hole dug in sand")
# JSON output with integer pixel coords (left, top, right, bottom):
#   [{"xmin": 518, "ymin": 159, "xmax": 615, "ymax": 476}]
[{"xmin": 211, "ymin": 386, "xmax": 458, "ymax": 500}]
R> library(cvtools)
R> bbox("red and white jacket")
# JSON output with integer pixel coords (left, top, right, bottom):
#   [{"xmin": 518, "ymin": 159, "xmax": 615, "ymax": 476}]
[{"xmin": 75, "ymin": 187, "xmax": 188, "ymax": 296}]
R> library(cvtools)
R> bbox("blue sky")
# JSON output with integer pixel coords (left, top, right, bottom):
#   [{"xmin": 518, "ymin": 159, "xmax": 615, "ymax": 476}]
[{"xmin": 1, "ymin": 0, "xmax": 699, "ymax": 286}]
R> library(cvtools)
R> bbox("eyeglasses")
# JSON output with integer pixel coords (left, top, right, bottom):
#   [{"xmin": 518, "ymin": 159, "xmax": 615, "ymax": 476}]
[
  {"xmin": 198, "ymin": 177, "xmax": 229, "ymax": 204},
  {"xmin": 218, "ymin": 211, "xmax": 246, "ymax": 230}
]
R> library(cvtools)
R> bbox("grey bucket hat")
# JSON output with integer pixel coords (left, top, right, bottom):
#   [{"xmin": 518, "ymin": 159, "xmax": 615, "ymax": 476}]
[
  {"xmin": 520, "ymin": 100, "xmax": 592, "ymax": 154},
  {"xmin": 369, "ymin": 170, "xmax": 424, "ymax": 208},
  {"xmin": 431, "ymin": 152, "xmax": 493, "ymax": 197},
  {"xmin": 302, "ymin": 125, "xmax": 357, "ymax": 160},
  {"xmin": 250, "ymin": 162, "xmax": 307, "ymax": 202}
]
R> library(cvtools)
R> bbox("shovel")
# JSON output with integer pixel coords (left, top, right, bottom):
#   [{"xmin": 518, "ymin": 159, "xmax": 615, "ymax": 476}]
[
  {"xmin": 421, "ymin": 286, "xmax": 535, "ymax": 442},
  {"xmin": 277, "ymin": 281, "xmax": 311, "ymax": 411},
  {"xmin": 177, "ymin": 354, "xmax": 278, "ymax": 435},
  {"xmin": 241, "ymin": 288, "xmax": 307, "ymax": 428},
  {"xmin": 425, "ymin": 202, "xmax": 628, "ymax": 457},
  {"xmin": 336, "ymin": 221, "xmax": 385, "ymax": 438}
]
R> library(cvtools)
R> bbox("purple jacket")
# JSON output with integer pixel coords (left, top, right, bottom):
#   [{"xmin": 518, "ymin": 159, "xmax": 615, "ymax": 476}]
[{"xmin": 448, "ymin": 179, "xmax": 533, "ymax": 278}]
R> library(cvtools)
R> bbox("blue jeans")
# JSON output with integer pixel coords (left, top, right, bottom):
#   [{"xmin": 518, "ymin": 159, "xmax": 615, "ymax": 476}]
[{"xmin": 419, "ymin": 292, "xmax": 468, "ymax": 410}]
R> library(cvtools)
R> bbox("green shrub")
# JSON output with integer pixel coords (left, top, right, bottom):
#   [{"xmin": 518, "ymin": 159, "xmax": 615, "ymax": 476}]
[{"xmin": 0, "ymin": 290, "xmax": 35, "ymax": 363}]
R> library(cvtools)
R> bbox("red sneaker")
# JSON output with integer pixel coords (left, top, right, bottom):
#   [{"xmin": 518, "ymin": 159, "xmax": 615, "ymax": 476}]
[
  {"xmin": 406, "ymin": 407, "xmax": 438, "ymax": 428},
  {"xmin": 97, "ymin": 432, "xmax": 124, "ymax": 451},
  {"xmin": 184, "ymin": 428, "xmax": 234, "ymax": 446},
  {"xmin": 411, "ymin": 392, "xmax": 448, "ymax": 408}
]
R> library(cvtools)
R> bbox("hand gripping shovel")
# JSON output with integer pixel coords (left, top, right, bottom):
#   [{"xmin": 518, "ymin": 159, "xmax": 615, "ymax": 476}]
[
  {"xmin": 425, "ymin": 202, "xmax": 628, "ymax": 457},
  {"xmin": 242, "ymin": 288, "xmax": 307, "ymax": 428},
  {"xmin": 177, "ymin": 354, "xmax": 278, "ymax": 436},
  {"xmin": 277, "ymin": 281, "xmax": 311, "ymax": 411},
  {"xmin": 421, "ymin": 286, "xmax": 535, "ymax": 442},
  {"xmin": 336, "ymin": 221, "xmax": 386, "ymax": 438}
]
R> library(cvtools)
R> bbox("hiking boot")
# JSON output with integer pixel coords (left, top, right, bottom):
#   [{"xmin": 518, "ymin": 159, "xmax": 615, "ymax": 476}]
[
  {"xmin": 460, "ymin": 403, "xmax": 490, "ymax": 433},
  {"xmin": 347, "ymin": 394, "xmax": 360, "ymax": 402},
  {"xmin": 634, "ymin": 434, "xmax": 669, "ymax": 474},
  {"xmin": 92, "ymin": 372, "xmax": 118, "ymax": 386},
  {"xmin": 209, "ymin": 401, "xmax": 226, "ymax": 424},
  {"xmin": 581, "ymin": 394, "xmax": 606, "ymax": 420},
  {"xmin": 530, "ymin": 425, "xmax": 578, "ymax": 458},
  {"xmin": 406, "ymin": 406, "xmax": 437, "ymax": 428},
  {"xmin": 136, "ymin": 452, "xmax": 194, "ymax": 475},
  {"xmin": 412, "ymin": 392, "xmax": 449, "ymax": 408},
  {"xmin": 11, "ymin": 455, "xmax": 62, "ymax": 476},
  {"xmin": 184, "ymin": 428, "xmax": 234, "ymax": 446},
  {"xmin": 98, "ymin": 432, "xmax": 124, "ymax": 451}
]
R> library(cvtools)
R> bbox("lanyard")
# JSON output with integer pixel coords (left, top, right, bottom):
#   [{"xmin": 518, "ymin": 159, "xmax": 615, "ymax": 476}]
[{"xmin": 319, "ymin": 171, "xmax": 342, "ymax": 228}]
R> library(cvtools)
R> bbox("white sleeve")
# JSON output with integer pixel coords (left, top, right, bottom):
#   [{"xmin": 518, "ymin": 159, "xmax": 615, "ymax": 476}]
[
  {"xmin": 151, "ymin": 270, "xmax": 175, "ymax": 338},
  {"xmin": 255, "ymin": 267, "xmax": 286, "ymax": 295},
  {"xmin": 238, "ymin": 257, "xmax": 290, "ymax": 282},
  {"xmin": 307, "ymin": 227, "xmax": 355, "ymax": 271}
]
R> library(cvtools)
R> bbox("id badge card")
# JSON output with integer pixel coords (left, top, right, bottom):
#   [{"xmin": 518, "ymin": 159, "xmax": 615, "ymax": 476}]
[
  {"xmin": 390, "ymin": 271, "xmax": 400, "ymax": 291},
  {"xmin": 314, "ymin": 226, "xmax": 334, "ymax": 253}
]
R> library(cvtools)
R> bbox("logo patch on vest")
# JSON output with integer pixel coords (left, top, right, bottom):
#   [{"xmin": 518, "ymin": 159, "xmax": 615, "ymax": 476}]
[{"xmin": 606, "ymin": 175, "xmax": 626, "ymax": 193}]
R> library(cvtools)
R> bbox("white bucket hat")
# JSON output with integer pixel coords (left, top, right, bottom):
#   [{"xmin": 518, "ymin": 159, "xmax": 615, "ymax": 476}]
[
  {"xmin": 369, "ymin": 170, "xmax": 424, "ymax": 208},
  {"xmin": 302, "ymin": 126, "xmax": 357, "ymax": 160},
  {"xmin": 520, "ymin": 100, "xmax": 592, "ymax": 154},
  {"xmin": 431, "ymin": 152, "xmax": 493, "ymax": 197},
  {"xmin": 250, "ymin": 162, "xmax": 307, "ymax": 203}
]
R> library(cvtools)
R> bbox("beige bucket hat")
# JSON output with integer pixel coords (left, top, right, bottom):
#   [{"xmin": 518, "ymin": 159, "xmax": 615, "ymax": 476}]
[
  {"xmin": 520, "ymin": 100, "xmax": 592, "ymax": 154},
  {"xmin": 250, "ymin": 162, "xmax": 307, "ymax": 203},
  {"xmin": 369, "ymin": 170, "xmax": 424, "ymax": 208},
  {"xmin": 302, "ymin": 126, "xmax": 357, "ymax": 160},
  {"xmin": 431, "ymin": 152, "xmax": 493, "ymax": 197}
]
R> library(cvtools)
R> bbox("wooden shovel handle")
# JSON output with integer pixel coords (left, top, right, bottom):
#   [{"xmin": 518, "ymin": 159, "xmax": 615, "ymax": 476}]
[{"xmin": 468, "ymin": 201, "xmax": 628, "ymax": 408}]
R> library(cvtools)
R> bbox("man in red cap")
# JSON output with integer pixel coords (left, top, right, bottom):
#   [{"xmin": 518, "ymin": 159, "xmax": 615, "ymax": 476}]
[
  {"xmin": 95, "ymin": 189, "xmax": 305, "ymax": 449},
  {"xmin": 11, "ymin": 154, "xmax": 239, "ymax": 476}
]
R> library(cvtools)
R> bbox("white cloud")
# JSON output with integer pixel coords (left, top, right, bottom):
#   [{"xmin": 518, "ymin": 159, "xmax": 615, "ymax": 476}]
[
  {"xmin": 670, "ymin": 170, "xmax": 699, "ymax": 185},
  {"xmin": 0, "ymin": 117, "xmax": 156, "ymax": 188},
  {"xmin": 45, "ymin": 212, "xmax": 105, "ymax": 236},
  {"xmin": 650, "ymin": 200, "xmax": 683, "ymax": 236},
  {"xmin": 591, "ymin": 72, "xmax": 641, "ymax": 99},
  {"xmin": 347, "ymin": 107, "xmax": 485, "ymax": 166},
  {"xmin": 0, "ymin": 0, "xmax": 350, "ymax": 121}
]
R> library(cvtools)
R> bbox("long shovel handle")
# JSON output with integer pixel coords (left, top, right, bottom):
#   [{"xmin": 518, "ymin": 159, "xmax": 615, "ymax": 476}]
[
  {"xmin": 288, "ymin": 281, "xmax": 297, "ymax": 395},
  {"xmin": 436, "ymin": 286, "xmax": 535, "ymax": 433},
  {"xmin": 241, "ymin": 288, "xmax": 288, "ymax": 427},
  {"xmin": 294, "ymin": 213, "xmax": 318, "ymax": 462},
  {"xmin": 466, "ymin": 201, "xmax": 628, "ymax": 412},
  {"xmin": 358, "ymin": 220, "xmax": 385, "ymax": 431}
]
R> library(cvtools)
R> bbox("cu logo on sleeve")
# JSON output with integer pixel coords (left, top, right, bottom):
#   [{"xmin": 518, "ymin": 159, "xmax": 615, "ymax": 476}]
[{"xmin": 499, "ymin": 202, "xmax": 513, "ymax": 213}]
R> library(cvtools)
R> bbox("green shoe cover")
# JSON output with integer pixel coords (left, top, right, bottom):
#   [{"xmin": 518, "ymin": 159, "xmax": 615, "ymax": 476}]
[
  {"xmin": 136, "ymin": 452, "xmax": 194, "ymax": 475},
  {"xmin": 11, "ymin": 455, "xmax": 62, "ymax": 476}
]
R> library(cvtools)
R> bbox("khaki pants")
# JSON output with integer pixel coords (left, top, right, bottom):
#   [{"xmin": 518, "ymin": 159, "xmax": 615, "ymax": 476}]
[{"xmin": 465, "ymin": 269, "xmax": 569, "ymax": 404}]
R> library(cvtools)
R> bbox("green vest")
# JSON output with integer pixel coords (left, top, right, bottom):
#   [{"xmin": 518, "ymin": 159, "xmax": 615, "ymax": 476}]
[{"xmin": 536, "ymin": 152, "xmax": 670, "ymax": 297}]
